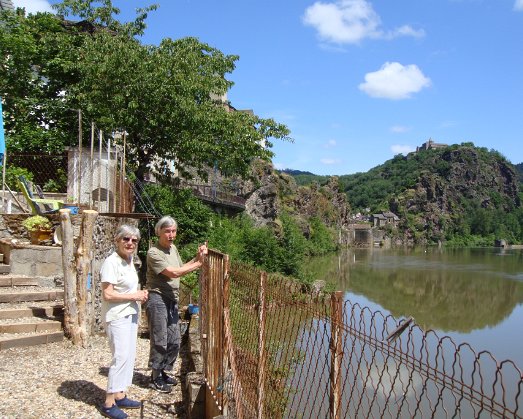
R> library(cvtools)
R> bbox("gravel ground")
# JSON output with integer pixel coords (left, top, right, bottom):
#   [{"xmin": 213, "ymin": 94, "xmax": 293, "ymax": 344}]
[{"xmin": 0, "ymin": 334, "xmax": 187, "ymax": 419}]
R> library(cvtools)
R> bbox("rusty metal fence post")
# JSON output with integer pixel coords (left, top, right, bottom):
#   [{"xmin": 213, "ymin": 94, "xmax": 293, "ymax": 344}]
[
  {"xmin": 257, "ymin": 272, "xmax": 267, "ymax": 418},
  {"xmin": 330, "ymin": 291, "xmax": 344, "ymax": 419}
]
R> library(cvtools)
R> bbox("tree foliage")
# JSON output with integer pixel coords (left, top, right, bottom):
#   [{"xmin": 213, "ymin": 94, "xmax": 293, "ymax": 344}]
[{"xmin": 0, "ymin": 1, "xmax": 290, "ymax": 180}]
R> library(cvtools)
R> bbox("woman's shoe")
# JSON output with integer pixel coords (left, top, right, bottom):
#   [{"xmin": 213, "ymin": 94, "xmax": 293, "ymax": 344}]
[
  {"xmin": 99, "ymin": 404, "xmax": 128, "ymax": 419},
  {"xmin": 115, "ymin": 396, "xmax": 141, "ymax": 409}
]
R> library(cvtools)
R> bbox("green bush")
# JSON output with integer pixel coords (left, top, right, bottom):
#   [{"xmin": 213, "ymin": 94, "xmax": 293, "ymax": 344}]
[
  {"xmin": 307, "ymin": 216, "xmax": 337, "ymax": 256},
  {"xmin": 137, "ymin": 185, "xmax": 340, "ymax": 284},
  {"xmin": 138, "ymin": 184, "xmax": 214, "ymax": 250},
  {"xmin": 5, "ymin": 166, "xmax": 33, "ymax": 190}
]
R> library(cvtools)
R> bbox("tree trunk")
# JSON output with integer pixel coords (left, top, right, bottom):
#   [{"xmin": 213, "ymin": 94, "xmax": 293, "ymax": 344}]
[{"xmin": 60, "ymin": 209, "xmax": 99, "ymax": 347}]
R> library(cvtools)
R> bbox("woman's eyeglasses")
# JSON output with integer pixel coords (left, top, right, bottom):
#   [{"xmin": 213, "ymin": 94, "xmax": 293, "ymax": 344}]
[{"xmin": 122, "ymin": 237, "xmax": 139, "ymax": 244}]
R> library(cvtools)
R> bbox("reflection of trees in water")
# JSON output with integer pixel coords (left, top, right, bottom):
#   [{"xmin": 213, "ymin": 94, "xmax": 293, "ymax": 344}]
[{"xmin": 304, "ymin": 249, "xmax": 523, "ymax": 333}]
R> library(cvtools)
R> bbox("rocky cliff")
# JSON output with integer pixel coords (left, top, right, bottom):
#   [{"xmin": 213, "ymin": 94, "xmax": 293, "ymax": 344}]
[{"xmin": 240, "ymin": 159, "xmax": 351, "ymax": 231}]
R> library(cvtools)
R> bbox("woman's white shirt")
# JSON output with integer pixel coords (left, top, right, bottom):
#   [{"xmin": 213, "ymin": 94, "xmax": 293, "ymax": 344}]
[{"xmin": 100, "ymin": 251, "xmax": 139, "ymax": 322}]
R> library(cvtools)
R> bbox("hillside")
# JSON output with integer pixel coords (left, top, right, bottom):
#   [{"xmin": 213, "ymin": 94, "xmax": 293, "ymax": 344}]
[
  {"xmin": 286, "ymin": 143, "xmax": 523, "ymax": 245},
  {"xmin": 515, "ymin": 163, "xmax": 523, "ymax": 184}
]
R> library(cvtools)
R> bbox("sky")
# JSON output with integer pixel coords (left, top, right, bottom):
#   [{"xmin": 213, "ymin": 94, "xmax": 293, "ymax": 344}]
[{"xmin": 14, "ymin": 0, "xmax": 523, "ymax": 175}]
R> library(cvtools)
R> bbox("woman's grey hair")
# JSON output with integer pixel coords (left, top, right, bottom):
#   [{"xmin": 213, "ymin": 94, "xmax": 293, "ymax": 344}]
[
  {"xmin": 155, "ymin": 216, "xmax": 177, "ymax": 236},
  {"xmin": 114, "ymin": 224, "xmax": 141, "ymax": 241}
]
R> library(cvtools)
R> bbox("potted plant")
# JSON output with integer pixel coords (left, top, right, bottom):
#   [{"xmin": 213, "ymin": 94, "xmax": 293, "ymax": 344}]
[{"xmin": 22, "ymin": 215, "xmax": 53, "ymax": 244}]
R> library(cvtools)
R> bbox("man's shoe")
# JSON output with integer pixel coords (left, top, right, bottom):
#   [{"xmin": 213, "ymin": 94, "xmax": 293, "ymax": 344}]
[
  {"xmin": 162, "ymin": 370, "xmax": 178, "ymax": 386},
  {"xmin": 150, "ymin": 375, "xmax": 172, "ymax": 393},
  {"xmin": 115, "ymin": 396, "xmax": 141, "ymax": 409},
  {"xmin": 99, "ymin": 404, "xmax": 128, "ymax": 419}
]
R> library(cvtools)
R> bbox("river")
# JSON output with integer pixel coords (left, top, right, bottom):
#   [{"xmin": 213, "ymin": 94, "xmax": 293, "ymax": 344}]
[{"xmin": 302, "ymin": 247, "xmax": 523, "ymax": 369}]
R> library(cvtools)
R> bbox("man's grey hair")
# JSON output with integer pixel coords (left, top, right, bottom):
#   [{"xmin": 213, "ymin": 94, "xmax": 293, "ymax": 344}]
[
  {"xmin": 114, "ymin": 224, "xmax": 141, "ymax": 241},
  {"xmin": 155, "ymin": 216, "xmax": 178, "ymax": 236}
]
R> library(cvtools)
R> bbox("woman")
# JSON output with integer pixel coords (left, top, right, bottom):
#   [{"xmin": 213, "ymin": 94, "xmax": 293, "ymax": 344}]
[
  {"xmin": 99, "ymin": 225, "xmax": 148, "ymax": 419},
  {"xmin": 145, "ymin": 215, "xmax": 207, "ymax": 392}
]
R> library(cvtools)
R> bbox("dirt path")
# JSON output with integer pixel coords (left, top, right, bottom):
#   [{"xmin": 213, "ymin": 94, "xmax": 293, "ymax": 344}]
[{"xmin": 0, "ymin": 334, "xmax": 187, "ymax": 418}]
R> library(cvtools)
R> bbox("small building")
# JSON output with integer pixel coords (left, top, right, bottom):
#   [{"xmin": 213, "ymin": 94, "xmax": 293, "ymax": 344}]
[
  {"xmin": 372, "ymin": 211, "xmax": 400, "ymax": 228},
  {"xmin": 416, "ymin": 138, "xmax": 447, "ymax": 153}
]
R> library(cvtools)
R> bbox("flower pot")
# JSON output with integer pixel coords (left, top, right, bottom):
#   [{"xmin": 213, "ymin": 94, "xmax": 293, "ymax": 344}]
[{"xmin": 29, "ymin": 229, "xmax": 53, "ymax": 245}]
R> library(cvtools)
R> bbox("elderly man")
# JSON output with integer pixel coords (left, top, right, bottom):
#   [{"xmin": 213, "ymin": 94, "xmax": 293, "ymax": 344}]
[{"xmin": 145, "ymin": 215, "xmax": 207, "ymax": 392}]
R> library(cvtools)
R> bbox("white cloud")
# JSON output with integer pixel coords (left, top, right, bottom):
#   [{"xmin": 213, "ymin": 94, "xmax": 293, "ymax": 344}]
[
  {"xmin": 440, "ymin": 120, "xmax": 458, "ymax": 128},
  {"xmin": 387, "ymin": 25, "xmax": 425, "ymax": 39},
  {"xmin": 358, "ymin": 62, "xmax": 431, "ymax": 100},
  {"xmin": 391, "ymin": 144, "xmax": 416, "ymax": 155},
  {"xmin": 321, "ymin": 158, "xmax": 342, "ymax": 165},
  {"xmin": 514, "ymin": 0, "xmax": 523, "ymax": 11},
  {"xmin": 303, "ymin": 0, "xmax": 424, "ymax": 44},
  {"xmin": 390, "ymin": 125, "xmax": 411, "ymax": 133},
  {"xmin": 324, "ymin": 139, "xmax": 337, "ymax": 148},
  {"xmin": 12, "ymin": 0, "xmax": 53, "ymax": 14}
]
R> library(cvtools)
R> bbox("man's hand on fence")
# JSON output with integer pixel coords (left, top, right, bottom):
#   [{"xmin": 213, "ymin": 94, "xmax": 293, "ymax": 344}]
[{"xmin": 197, "ymin": 242, "xmax": 208, "ymax": 262}]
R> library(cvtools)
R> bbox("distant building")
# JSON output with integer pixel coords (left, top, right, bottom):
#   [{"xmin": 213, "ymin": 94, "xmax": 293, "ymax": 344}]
[
  {"xmin": 372, "ymin": 211, "xmax": 400, "ymax": 228},
  {"xmin": 416, "ymin": 138, "xmax": 447, "ymax": 153}
]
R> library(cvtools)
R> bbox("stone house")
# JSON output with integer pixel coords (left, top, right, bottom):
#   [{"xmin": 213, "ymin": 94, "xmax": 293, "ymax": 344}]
[
  {"xmin": 372, "ymin": 211, "xmax": 400, "ymax": 228},
  {"xmin": 416, "ymin": 138, "xmax": 447, "ymax": 152}
]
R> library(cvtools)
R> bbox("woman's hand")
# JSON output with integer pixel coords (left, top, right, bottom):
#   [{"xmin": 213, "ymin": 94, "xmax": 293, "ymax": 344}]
[{"xmin": 135, "ymin": 289, "xmax": 148, "ymax": 304}]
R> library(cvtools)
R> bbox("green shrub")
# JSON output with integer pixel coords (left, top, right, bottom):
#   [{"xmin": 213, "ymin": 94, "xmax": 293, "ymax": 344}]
[{"xmin": 5, "ymin": 166, "xmax": 33, "ymax": 190}]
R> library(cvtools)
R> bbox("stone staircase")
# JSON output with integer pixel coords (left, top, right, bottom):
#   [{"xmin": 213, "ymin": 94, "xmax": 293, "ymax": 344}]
[{"xmin": 0, "ymin": 250, "xmax": 65, "ymax": 350}]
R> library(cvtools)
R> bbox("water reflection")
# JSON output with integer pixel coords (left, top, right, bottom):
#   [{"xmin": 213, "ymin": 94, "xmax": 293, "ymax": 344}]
[{"xmin": 303, "ymin": 248, "xmax": 523, "ymax": 333}]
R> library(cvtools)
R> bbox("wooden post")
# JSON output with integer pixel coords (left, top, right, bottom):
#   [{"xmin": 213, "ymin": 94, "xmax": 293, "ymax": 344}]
[
  {"xmin": 77, "ymin": 109, "xmax": 82, "ymax": 203},
  {"xmin": 329, "ymin": 291, "xmax": 344, "ymax": 419},
  {"xmin": 257, "ymin": 272, "xmax": 267, "ymax": 419},
  {"xmin": 60, "ymin": 209, "xmax": 78, "ymax": 342},
  {"xmin": 89, "ymin": 122, "xmax": 95, "ymax": 209},
  {"xmin": 122, "ymin": 132, "xmax": 126, "ymax": 213},
  {"xmin": 98, "ymin": 130, "xmax": 102, "ymax": 211},
  {"xmin": 60, "ymin": 209, "xmax": 98, "ymax": 347}
]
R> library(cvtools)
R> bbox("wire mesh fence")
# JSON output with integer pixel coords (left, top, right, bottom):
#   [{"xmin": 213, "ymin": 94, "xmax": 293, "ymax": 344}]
[
  {"xmin": 6, "ymin": 152, "xmax": 68, "ymax": 192},
  {"xmin": 3, "ymin": 149, "xmax": 134, "ymax": 214},
  {"xmin": 199, "ymin": 250, "xmax": 523, "ymax": 418}
]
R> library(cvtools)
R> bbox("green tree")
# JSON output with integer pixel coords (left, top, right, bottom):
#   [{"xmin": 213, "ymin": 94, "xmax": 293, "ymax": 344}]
[
  {"xmin": 0, "ymin": 10, "xmax": 77, "ymax": 152},
  {"xmin": 1, "ymin": 1, "xmax": 290, "ymax": 181}
]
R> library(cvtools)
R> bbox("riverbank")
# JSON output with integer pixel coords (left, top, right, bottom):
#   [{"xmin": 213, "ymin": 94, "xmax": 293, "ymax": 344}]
[{"xmin": 0, "ymin": 334, "xmax": 186, "ymax": 418}]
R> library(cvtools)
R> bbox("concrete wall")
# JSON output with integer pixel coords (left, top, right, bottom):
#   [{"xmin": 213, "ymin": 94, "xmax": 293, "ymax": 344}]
[{"xmin": 0, "ymin": 240, "xmax": 62, "ymax": 279}]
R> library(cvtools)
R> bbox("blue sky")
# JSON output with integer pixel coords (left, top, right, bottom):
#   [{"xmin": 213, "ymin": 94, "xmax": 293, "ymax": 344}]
[{"xmin": 17, "ymin": 0, "xmax": 523, "ymax": 175}]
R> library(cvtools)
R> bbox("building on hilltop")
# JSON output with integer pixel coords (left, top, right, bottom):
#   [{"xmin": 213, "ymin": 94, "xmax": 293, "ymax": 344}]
[{"xmin": 416, "ymin": 138, "xmax": 447, "ymax": 153}]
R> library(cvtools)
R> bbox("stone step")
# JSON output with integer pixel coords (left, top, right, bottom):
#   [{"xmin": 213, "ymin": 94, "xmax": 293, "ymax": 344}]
[
  {"xmin": 0, "ymin": 331, "xmax": 64, "ymax": 350},
  {"xmin": 0, "ymin": 319, "xmax": 62, "ymax": 333},
  {"xmin": 0, "ymin": 305, "xmax": 63, "ymax": 320},
  {"xmin": 0, "ymin": 276, "xmax": 39, "ymax": 287},
  {"xmin": 0, "ymin": 289, "xmax": 64, "ymax": 304}
]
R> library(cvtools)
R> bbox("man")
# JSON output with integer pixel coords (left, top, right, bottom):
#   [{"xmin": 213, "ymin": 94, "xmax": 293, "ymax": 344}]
[{"xmin": 145, "ymin": 216, "xmax": 207, "ymax": 392}]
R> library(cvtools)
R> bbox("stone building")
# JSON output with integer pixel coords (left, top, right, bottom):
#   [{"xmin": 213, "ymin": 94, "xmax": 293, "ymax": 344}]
[{"xmin": 416, "ymin": 138, "xmax": 447, "ymax": 152}]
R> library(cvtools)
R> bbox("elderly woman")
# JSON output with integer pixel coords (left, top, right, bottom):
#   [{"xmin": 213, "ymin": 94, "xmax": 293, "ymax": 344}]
[
  {"xmin": 145, "ymin": 215, "xmax": 207, "ymax": 392},
  {"xmin": 99, "ymin": 225, "xmax": 148, "ymax": 419}
]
